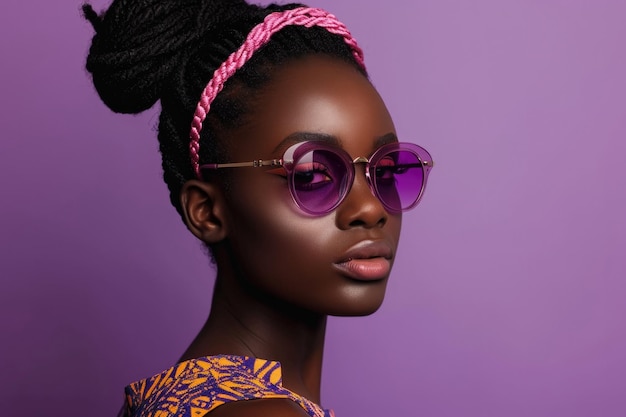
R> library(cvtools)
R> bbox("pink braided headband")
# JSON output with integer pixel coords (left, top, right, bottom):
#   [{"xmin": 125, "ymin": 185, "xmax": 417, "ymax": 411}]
[{"xmin": 189, "ymin": 6, "xmax": 366, "ymax": 177}]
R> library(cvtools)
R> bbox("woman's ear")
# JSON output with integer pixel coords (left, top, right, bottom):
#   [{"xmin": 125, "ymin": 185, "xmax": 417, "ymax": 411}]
[{"xmin": 180, "ymin": 179, "xmax": 229, "ymax": 244}]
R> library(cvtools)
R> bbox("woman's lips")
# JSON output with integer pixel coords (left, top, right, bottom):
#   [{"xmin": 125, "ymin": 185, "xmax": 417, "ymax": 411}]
[
  {"xmin": 334, "ymin": 257, "xmax": 391, "ymax": 281},
  {"xmin": 334, "ymin": 240, "xmax": 393, "ymax": 281}
]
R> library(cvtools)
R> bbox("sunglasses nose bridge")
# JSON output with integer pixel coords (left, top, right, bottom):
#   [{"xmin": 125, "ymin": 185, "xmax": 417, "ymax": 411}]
[
  {"xmin": 351, "ymin": 156, "xmax": 372, "ymax": 178},
  {"xmin": 347, "ymin": 156, "xmax": 379, "ymax": 201},
  {"xmin": 352, "ymin": 156, "xmax": 369, "ymax": 164},
  {"xmin": 350, "ymin": 156, "xmax": 374, "ymax": 188}
]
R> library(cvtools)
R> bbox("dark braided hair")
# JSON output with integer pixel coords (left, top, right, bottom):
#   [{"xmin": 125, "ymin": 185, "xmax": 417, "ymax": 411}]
[{"xmin": 83, "ymin": 0, "xmax": 367, "ymax": 219}]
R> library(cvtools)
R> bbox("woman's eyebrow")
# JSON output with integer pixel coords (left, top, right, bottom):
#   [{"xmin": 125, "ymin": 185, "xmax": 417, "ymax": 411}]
[
  {"xmin": 273, "ymin": 132, "xmax": 340, "ymax": 153},
  {"xmin": 375, "ymin": 132, "xmax": 399, "ymax": 147},
  {"xmin": 272, "ymin": 131, "xmax": 398, "ymax": 154}
]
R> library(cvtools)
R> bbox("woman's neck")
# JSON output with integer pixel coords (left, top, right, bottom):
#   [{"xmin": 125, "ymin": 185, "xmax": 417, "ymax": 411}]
[{"xmin": 180, "ymin": 275, "xmax": 328, "ymax": 404}]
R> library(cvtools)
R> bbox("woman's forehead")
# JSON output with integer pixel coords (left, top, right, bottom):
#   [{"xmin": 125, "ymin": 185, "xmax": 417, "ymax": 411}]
[{"xmin": 228, "ymin": 55, "xmax": 396, "ymax": 158}]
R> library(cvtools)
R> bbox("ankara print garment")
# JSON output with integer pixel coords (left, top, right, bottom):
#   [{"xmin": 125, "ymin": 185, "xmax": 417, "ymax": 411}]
[{"xmin": 122, "ymin": 355, "xmax": 335, "ymax": 417}]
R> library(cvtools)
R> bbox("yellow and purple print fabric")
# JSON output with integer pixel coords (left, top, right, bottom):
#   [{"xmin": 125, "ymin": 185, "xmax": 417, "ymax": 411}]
[{"xmin": 123, "ymin": 355, "xmax": 334, "ymax": 417}]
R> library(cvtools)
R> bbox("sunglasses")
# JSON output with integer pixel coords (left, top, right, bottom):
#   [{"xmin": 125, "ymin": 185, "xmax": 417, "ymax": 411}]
[{"xmin": 200, "ymin": 141, "xmax": 434, "ymax": 216}]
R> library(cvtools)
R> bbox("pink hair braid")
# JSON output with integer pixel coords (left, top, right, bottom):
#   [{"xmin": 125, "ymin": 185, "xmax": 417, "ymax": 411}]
[{"xmin": 189, "ymin": 7, "xmax": 366, "ymax": 177}]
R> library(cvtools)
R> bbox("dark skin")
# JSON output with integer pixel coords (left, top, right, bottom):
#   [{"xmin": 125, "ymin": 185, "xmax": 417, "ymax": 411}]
[{"xmin": 180, "ymin": 55, "xmax": 402, "ymax": 416}]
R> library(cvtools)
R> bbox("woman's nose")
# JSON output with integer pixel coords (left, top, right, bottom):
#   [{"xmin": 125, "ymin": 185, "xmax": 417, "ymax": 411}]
[{"xmin": 335, "ymin": 169, "xmax": 388, "ymax": 230}]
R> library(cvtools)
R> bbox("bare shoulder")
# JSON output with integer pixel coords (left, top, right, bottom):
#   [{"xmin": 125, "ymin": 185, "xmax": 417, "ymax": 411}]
[{"xmin": 205, "ymin": 398, "xmax": 311, "ymax": 417}]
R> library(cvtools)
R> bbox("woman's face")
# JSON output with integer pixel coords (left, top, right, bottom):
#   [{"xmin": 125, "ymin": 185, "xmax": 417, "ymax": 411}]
[{"xmin": 218, "ymin": 55, "xmax": 402, "ymax": 316}]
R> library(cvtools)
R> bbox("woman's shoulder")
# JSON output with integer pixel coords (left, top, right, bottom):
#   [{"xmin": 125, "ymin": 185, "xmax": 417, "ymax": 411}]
[
  {"xmin": 207, "ymin": 398, "xmax": 312, "ymax": 417},
  {"xmin": 124, "ymin": 355, "xmax": 328, "ymax": 417}
]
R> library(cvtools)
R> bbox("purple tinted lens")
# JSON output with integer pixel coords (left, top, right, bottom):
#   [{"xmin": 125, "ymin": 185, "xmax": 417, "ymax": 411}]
[
  {"xmin": 292, "ymin": 148, "xmax": 350, "ymax": 214},
  {"xmin": 373, "ymin": 149, "xmax": 424, "ymax": 212}
]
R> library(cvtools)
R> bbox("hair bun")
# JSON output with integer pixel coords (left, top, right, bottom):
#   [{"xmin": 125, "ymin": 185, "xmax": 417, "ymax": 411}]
[{"xmin": 83, "ymin": 0, "xmax": 249, "ymax": 114}]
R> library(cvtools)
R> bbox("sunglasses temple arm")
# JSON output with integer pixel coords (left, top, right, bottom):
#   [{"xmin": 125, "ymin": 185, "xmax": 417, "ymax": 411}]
[
  {"xmin": 394, "ymin": 161, "xmax": 435, "ymax": 168},
  {"xmin": 201, "ymin": 159, "xmax": 283, "ymax": 170}
]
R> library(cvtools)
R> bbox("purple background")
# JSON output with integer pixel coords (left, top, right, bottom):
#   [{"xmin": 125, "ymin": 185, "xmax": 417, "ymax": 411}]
[{"xmin": 1, "ymin": 1, "xmax": 625, "ymax": 416}]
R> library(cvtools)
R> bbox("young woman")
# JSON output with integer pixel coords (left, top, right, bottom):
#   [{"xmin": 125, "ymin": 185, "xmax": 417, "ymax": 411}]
[{"xmin": 83, "ymin": 1, "xmax": 434, "ymax": 416}]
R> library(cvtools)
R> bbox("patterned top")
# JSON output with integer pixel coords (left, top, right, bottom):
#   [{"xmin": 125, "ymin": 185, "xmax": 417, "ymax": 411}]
[{"xmin": 122, "ymin": 355, "xmax": 334, "ymax": 417}]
